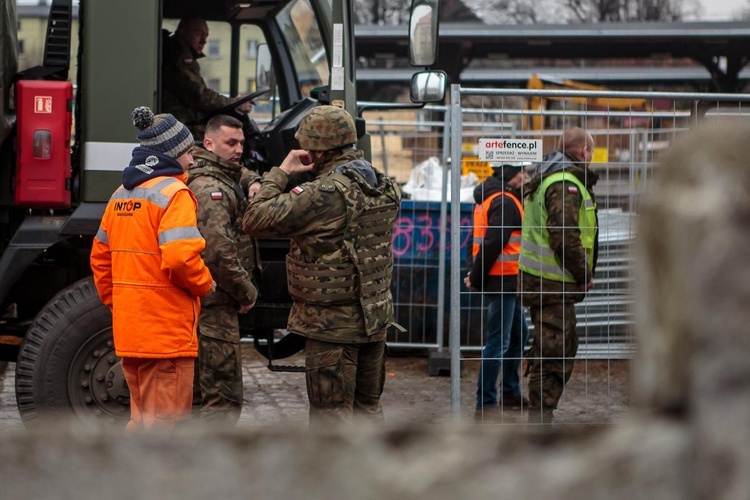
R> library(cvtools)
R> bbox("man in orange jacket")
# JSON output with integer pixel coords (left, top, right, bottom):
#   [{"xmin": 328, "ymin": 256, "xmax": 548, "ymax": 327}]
[
  {"xmin": 90, "ymin": 106, "xmax": 215, "ymax": 431},
  {"xmin": 466, "ymin": 161, "xmax": 530, "ymax": 421}
]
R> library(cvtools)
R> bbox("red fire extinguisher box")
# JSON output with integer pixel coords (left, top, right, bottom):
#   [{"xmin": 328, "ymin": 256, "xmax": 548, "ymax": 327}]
[{"xmin": 15, "ymin": 80, "xmax": 73, "ymax": 209}]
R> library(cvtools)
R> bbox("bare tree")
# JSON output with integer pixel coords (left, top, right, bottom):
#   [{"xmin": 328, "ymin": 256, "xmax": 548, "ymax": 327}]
[
  {"xmin": 353, "ymin": 0, "xmax": 479, "ymax": 25},
  {"xmin": 458, "ymin": 0, "xmax": 700, "ymax": 23},
  {"xmin": 564, "ymin": 0, "xmax": 692, "ymax": 22},
  {"xmin": 735, "ymin": 0, "xmax": 750, "ymax": 20},
  {"xmin": 353, "ymin": 0, "xmax": 409, "ymax": 24},
  {"xmin": 460, "ymin": 0, "xmax": 560, "ymax": 23},
  {"xmin": 474, "ymin": 0, "xmax": 539, "ymax": 23},
  {"xmin": 354, "ymin": 0, "xmax": 701, "ymax": 25},
  {"xmin": 559, "ymin": 0, "xmax": 705, "ymax": 22}
]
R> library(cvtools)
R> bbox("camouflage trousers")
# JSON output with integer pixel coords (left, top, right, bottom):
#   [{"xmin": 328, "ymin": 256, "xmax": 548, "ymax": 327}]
[
  {"xmin": 197, "ymin": 306, "xmax": 243, "ymax": 425},
  {"xmin": 524, "ymin": 299, "xmax": 579, "ymax": 411},
  {"xmin": 304, "ymin": 337, "xmax": 386, "ymax": 425}
]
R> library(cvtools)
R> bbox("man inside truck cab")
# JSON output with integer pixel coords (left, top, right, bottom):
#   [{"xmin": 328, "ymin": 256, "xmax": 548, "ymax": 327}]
[{"xmin": 162, "ymin": 17, "xmax": 252, "ymax": 142}]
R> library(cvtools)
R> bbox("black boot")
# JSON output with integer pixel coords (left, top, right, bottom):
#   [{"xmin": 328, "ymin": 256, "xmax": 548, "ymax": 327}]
[{"xmin": 527, "ymin": 406, "xmax": 554, "ymax": 426}]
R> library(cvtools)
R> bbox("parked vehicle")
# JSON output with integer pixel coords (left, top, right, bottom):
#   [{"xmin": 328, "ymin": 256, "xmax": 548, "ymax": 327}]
[{"xmin": 0, "ymin": 0, "xmax": 444, "ymax": 424}]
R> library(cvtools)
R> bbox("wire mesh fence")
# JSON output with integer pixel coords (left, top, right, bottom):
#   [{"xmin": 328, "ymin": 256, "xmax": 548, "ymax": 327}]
[
  {"xmin": 360, "ymin": 87, "xmax": 750, "ymax": 423},
  {"xmin": 446, "ymin": 86, "xmax": 750, "ymax": 422},
  {"xmin": 364, "ymin": 101, "xmax": 644, "ymax": 355}
]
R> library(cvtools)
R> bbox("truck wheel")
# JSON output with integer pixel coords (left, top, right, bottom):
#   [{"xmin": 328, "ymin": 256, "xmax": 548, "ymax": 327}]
[{"xmin": 15, "ymin": 277, "xmax": 130, "ymax": 425}]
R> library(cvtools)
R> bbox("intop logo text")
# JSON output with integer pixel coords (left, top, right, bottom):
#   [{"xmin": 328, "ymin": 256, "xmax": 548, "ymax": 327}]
[{"xmin": 114, "ymin": 201, "xmax": 142, "ymax": 216}]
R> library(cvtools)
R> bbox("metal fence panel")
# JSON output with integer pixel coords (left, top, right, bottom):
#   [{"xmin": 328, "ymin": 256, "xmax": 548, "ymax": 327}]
[
  {"xmin": 443, "ymin": 85, "xmax": 750, "ymax": 421},
  {"xmin": 366, "ymin": 103, "xmax": 642, "ymax": 356}
]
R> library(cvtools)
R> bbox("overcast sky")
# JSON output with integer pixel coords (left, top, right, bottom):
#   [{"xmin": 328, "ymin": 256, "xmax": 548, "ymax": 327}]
[
  {"xmin": 14, "ymin": 0, "xmax": 750, "ymax": 21},
  {"xmin": 698, "ymin": 0, "xmax": 747, "ymax": 19}
]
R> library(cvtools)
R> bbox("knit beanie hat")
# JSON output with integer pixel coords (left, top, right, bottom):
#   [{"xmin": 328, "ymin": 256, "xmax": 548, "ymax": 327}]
[
  {"xmin": 492, "ymin": 161, "xmax": 531, "ymax": 183},
  {"xmin": 131, "ymin": 106, "xmax": 194, "ymax": 159}
]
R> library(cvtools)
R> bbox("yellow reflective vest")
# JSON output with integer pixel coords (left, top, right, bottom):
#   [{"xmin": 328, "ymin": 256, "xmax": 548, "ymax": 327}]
[{"xmin": 519, "ymin": 172, "xmax": 597, "ymax": 283}]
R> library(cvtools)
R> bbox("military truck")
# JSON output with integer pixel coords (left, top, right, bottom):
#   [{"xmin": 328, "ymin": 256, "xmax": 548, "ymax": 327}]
[{"xmin": 0, "ymin": 0, "xmax": 444, "ymax": 424}]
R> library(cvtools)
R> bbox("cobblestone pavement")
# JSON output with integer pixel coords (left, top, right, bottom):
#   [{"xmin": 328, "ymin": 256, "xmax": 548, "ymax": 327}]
[{"xmin": 0, "ymin": 347, "xmax": 631, "ymax": 429}]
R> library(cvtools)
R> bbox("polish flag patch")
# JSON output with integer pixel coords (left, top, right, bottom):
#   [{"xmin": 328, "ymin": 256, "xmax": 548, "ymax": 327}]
[
  {"xmin": 567, "ymin": 185, "xmax": 579, "ymax": 194},
  {"xmin": 210, "ymin": 191, "xmax": 223, "ymax": 200},
  {"xmin": 292, "ymin": 186, "xmax": 305, "ymax": 195}
]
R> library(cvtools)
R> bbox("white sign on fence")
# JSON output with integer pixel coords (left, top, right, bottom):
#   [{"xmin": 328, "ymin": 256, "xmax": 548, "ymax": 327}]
[{"xmin": 478, "ymin": 138, "xmax": 544, "ymax": 163}]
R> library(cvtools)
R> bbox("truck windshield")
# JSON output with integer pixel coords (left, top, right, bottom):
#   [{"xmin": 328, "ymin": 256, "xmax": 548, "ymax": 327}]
[{"xmin": 275, "ymin": 0, "xmax": 329, "ymax": 98}]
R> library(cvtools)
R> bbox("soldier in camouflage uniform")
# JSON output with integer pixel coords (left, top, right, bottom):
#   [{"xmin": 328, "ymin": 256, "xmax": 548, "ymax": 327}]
[
  {"xmin": 519, "ymin": 126, "xmax": 599, "ymax": 425},
  {"xmin": 188, "ymin": 115, "xmax": 260, "ymax": 424},
  {"xmin": 242, "ymin": 105, "xmax": 401, "ymax": 424},
  {"xmin": 162, "ymin": 18, "xmax": 252, "ymax": 141}
]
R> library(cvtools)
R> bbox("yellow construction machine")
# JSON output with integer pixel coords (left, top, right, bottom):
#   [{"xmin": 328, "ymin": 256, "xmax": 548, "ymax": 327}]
[{"xmin": 525, "ymin": 73, "xmax": 652, "ymax": 131}]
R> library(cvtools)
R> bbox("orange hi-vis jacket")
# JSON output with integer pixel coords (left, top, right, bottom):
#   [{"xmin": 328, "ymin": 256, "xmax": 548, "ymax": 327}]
[
  {"xmin": 90, "ymin": 174, "xmax": 213, "ymax": 359},
  {"xmin": 472, "ymin": 190, "xmax": 524, "ymax": 276}
]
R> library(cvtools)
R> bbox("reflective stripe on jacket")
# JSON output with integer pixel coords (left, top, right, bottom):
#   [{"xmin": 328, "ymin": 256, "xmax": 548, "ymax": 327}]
[
  {"xmin": 472, "ymin": 190, "xmax": 524, "ymax": 276},
  {"xmin": 90, "ymin": 175, "xmax": 213, "ymax": 358},
  {"xmin": 519, "ymin": 172, "xmax": 597, "ymax": 283}
]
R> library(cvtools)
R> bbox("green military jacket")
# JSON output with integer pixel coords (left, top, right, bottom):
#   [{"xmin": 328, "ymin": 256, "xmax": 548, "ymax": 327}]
[
  {"xmin": 242, "ymin": 149, "xmax": 401, "ymax": 343},
  {"xmin": 520, "ymin": 156, "xmax": 599, "ymax": 305},
  {"xmin": 161, "ymin": 34, "xmax": 232, "ymax": 140},
  {"xmin": 188, "ymin": 147, "xmax": 260, "ymax": 310}
]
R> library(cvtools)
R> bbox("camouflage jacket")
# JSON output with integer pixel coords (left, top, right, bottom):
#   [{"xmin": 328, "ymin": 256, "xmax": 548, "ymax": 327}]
[
  {"xmin": 243, "ymin": 149, "xmax": 401, "ymax": 343},
  {"xmin": 188, "ymin": 147, "xmax": 260, "ymax": 309},
  {"xmin": 520, "ymin": 151, "xmax": 599, "ymax": 304},
  {"xmin": 161, "ymin": 34, "xmax": 232, "ymax": 140}
]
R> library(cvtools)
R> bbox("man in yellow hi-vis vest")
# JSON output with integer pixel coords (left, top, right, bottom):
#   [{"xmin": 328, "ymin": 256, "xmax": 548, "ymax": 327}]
[{"xmin": 519, "ymin": 127, "xmax": 599, "ymax": 425}]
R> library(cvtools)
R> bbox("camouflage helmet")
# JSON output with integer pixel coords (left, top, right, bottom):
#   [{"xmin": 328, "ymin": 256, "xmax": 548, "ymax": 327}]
[{"xmin": 294, "ymin": 105, "xmax": 357, "ymax": 151}]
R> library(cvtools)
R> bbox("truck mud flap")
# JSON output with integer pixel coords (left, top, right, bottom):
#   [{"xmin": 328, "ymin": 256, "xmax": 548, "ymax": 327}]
[{"xmin": 0, "ymin": 215, "xmax": 68, "ymax": 306}]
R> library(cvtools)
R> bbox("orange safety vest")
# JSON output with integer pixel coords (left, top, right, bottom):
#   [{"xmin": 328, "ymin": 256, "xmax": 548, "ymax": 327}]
[
  {"xmin": 90, "ymin": 174, "xmax": 213, "ymax": 359},
  {"xmin": 471, "ymin": 190, "xmax": 524, "ymax": 276}
]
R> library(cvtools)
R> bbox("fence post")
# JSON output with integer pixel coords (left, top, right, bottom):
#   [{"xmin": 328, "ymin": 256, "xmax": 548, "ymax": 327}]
[
  {"xmin": 435, "ymin": 105, "xmax": 450, "ymax": 355},
  {"xmin": 378, "ymin": 117, "xmax": 388, "ymax": 176},
  {"xmin": 449, "ymin": 84, "xmax": 463, "ymax": 420}
]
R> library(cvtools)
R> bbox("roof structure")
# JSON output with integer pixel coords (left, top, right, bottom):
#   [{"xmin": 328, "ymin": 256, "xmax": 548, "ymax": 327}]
[
  {"xmin": 17, "ymin": 4, "xmax": 750, "ymax": 93},
  {"xmin": 358, "ymin": 66, "xmax": 750, "ymax": 87},
  {"xmin": 355, "ymin": 21, "xmax": 750, "ymax": 92}
]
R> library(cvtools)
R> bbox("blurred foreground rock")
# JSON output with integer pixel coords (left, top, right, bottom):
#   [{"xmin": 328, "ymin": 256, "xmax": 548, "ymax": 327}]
[
  {"xmin": 0, "ymin": 123, "xmax": 748, "ymax": 500},
  {"xmin": 0, "ymin": 419, "xmax": 688, "ymax": 500},
  {"xmin": 636, "ymin": 121, "xmax": 750, "ymax": 500}
]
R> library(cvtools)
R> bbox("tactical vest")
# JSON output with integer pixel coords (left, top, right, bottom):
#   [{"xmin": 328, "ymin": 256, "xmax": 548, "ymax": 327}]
[
  {"xmin": 285, "ymin": 160, "xmax": 400, "ymax": 335},
  {"xmin": 519, "ymin": 172, "xmax": 597, "ymax": 283},
  {"xmin": 188, "ymin": 163, "xmax": 258, "ymax": 275},
  {"xmin": 471, "ymin": 190, "xmax": 524, "ymax": 276}
]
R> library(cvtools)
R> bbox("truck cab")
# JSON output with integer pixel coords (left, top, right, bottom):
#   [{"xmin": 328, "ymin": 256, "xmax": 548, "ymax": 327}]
[{"xmin": 0, "ymin": 0, "xmax": 443, "ymax": 424}]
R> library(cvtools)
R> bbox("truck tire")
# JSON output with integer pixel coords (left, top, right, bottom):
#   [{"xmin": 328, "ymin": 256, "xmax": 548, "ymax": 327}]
[{"xmin": 15, "ymin": 277, "xmax": 130, "ymax": 425}]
